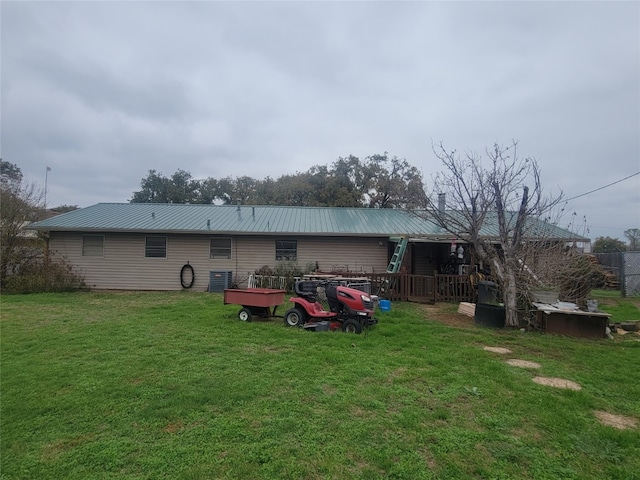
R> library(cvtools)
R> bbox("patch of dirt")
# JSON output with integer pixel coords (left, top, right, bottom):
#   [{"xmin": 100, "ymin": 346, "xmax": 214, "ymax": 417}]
[
  {"xmin": 388, "ymin": 367, "xmax": 407, "ymax": 380},
  {"xmin": 594, "ymin": 411, "xmax": 637, "ymax": 430},
  {"xmin": 164, "ymin": 421, "xmax": 184, "ymax": 434},
  {"xmin": 483, "ymin": 346, "xmax": 512, "ymax": 354},
  {"xmin": 322, "ymin": 383, "xmax": 337, "ymax": 395},
  {"xmin": 421, "ymin": 304, "xmax": 476, "ymax": 329},
  {"xmin": 532, "ymin": 376, "xmax": 582, "ymax": 390},
  {"xmin": 41, "ymin": 435, "xmax": 95, "ymax": 460},
  {"xmin": 505, "ymin": 359, "xmax": 541, "ymax": 369}
]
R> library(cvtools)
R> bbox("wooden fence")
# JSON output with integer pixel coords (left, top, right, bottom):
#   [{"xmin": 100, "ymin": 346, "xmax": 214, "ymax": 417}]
[{"xmin": 367, "ymin": 273, "xmax": 477, "ymax": 304}]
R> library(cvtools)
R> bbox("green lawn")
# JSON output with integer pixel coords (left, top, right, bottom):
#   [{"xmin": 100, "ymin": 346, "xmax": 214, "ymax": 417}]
[
  {"xmin": 591, "ymin": 289, "xmax": 640, "ymax": 322},
  {"xmin": 1, "ymin": 291, "xmax": 639, "ymax": 479}
]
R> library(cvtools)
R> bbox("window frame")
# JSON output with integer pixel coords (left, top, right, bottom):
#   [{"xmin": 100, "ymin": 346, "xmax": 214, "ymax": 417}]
[
  {"xmin": 210, "ymin": 237, "xmax": 232, "ymax": 259},
  {"xmin": 145, "ymin": 235, "xmax": 167, "ymax": 258},
  {"xmin": 82, "ymin": 234, "xmax": 104, "ymax": 257},
  {"xmin": 275, "ymin": 239, "xmax": 297, "ymax": 261}
]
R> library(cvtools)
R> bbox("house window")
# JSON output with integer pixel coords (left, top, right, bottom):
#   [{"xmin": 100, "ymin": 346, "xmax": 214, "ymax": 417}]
[
  {"xmin": 145, "ymin": 236, "xmax": 167, "ymax": 258},
  {"xmin": 210, "ymin": 237, "xmax": 232, "ymax": 259},
  {"xmin": 82, "ymin": 235, "xmax": 104, "ymax": 257},
  {"xmin": 276, "ymin": 240, "xmax": 297, "ymax": 261}
]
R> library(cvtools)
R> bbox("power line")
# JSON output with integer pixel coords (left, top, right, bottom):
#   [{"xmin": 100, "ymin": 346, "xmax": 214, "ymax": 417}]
[{"xmin": 564, "ymin": 171, "xmax": 640, "ymax": 202}]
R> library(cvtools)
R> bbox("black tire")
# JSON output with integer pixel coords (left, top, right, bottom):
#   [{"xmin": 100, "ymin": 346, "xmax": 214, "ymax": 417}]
[
  {"xmin": 341, "ymin": 319, "xmax": 362, "ymax": 334},
  {"xmin": 284, "ymin": 308, "xmax": 304, "ymax": 327},
  {"xmin": 238, "ymin": 308, "xmax": 252, "ymax": 322}
]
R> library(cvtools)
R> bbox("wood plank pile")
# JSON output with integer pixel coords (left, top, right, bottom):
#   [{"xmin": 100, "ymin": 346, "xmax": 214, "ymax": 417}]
[{"xmin": 586, "ymin": 255, "xmax": 620, "ymax": 289}]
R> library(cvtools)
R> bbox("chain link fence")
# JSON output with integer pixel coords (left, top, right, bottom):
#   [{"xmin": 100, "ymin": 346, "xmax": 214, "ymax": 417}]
[
  {"xmin": 624, "ymin": 252, "xmax": 640, "ymax": 296},
  {"xmin": 594, "ymin": 251, "xmax": 640, "ymax": 297}
]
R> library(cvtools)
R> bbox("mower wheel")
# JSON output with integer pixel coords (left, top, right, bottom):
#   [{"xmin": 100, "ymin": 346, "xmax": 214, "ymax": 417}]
[
  {"xmin": 238, "ymin": 308, "xmax": 252, "ymax": 322},
  {"xmin": 284, "ymin": 308, "xmax": 305, "ymax": 327},
  {"xmin": 341, "ymin": 319, "xmax": 362, "ymax": 334}
]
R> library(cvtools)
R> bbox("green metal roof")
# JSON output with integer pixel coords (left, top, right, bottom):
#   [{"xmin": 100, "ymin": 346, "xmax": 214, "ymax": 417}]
[
  {"xmin": 26, "ymin": 203, "xmax": 441, "ymax": 237},
  {"xmin": 26, "ymin": 203, "xmax": 587, "ymax": 241}
]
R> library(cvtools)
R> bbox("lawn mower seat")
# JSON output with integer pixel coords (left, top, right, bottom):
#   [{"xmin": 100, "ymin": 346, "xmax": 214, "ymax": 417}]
[
  {"xmin": 325, "ymin": 285, "xmax": 340, "ymax": 312},
  {"xmin": 295, "ymin": 281, "xmax": 318, "ymax": 301}
]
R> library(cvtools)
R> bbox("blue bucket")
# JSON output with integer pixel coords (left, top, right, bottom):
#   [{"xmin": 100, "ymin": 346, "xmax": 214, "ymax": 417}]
[{"xmin": 379, "ymin": 299, "xmax": 391, "ymax": 312}]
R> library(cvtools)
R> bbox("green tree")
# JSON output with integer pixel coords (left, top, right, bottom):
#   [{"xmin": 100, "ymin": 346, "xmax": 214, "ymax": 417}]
[
  {"xmin": 307, "ymin": 163, "xmax": 362, "ymax": 207},
  {"xmin": 131, "ymin": 169, "xmax": 201, "ymax": 204},
  {"xmin": 365, "ymin": 153, "xmax": 426, "ymax": 209},
  {"xmin": 198, "ymin": 177, "xmax": 220, "ymax": 204},
  {"xmin": 0, "ymin": 158, "xmax": 23, "ymax": 186},
  {"xmin": 269, "ymin": 173, "xmax": 315, "ymax": 206},
  {"xmin": 624, "ymin": 228, "xmax": 640, "ymax": 251},
  {"xmin": 51, "ymin": 204, "xmax": 79, "ymax": 213},
  {"xmin": 592, "ymin": 236, "xmax": 627, "ymax": 253},
  {"xmin": 129, "ymin": 153, "xmax": 427, "ymax": 208},
  {"xmin": 130, "ymin": 170, "xmax": 171, "ymax": 203},
  {"xmin": 167, "ymin": 170, "xmax": 201, "ymax": 204}
]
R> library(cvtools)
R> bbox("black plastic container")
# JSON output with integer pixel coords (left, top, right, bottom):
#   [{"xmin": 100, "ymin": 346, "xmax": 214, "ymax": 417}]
[
  {"xmin": 474, "ymin": 303, "xmax": 506, "ymax": 328},
  {"xmin": 477, "ymin": 281, "xmax": 500, "ymax": 306}
]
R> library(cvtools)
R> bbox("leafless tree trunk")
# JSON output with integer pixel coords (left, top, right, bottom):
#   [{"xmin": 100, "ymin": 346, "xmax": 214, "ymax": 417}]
[{"xmin": 422, "ymin": 141, "xmax": 565, "ymax": 327}]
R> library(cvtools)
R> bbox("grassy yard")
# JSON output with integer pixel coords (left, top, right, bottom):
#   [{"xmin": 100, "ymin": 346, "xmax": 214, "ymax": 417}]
[
  {"xmin": 1, "ymin": 291, "xmax": 639, "ymax": 479},
  {"xmin": 591, "ymin": 289, "xmax": 640, "ymax": 323}
]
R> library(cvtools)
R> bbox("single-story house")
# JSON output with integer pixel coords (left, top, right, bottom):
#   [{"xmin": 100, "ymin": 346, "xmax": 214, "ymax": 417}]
[{"xmin": 25, "ymin": 203, "xmax": 586, "ymax": 292}]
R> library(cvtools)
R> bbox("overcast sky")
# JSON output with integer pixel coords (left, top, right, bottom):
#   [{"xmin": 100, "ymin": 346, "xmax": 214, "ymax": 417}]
[{"xmin": 2, "ymin": 1, "xmax": 639, "ymax": 242}]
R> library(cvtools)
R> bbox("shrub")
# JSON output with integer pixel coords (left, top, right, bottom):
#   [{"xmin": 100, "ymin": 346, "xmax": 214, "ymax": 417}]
[{"xmin": 1, "ymin": 256, "xmax": 86, "ymax": 294}]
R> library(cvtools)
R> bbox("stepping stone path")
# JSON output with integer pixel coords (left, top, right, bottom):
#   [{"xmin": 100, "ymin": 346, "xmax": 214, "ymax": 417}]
[
  {"xmin": 483, "ymin": 345, "xmax": 638, "ymax": 430},
  {"xmin": 505, "ymin": 359, "xmax": 541, "ymax": 369},
  {"xmin": 483, "ymin": 346, "xmax": 512, "ymax": 354},
  {"xmin": 594, "ymin": 411, "xmax": 637, "ymax": 430},
  {"xmin": 532, "ymin": 376, "xmax": 582, "ymax": 390}
]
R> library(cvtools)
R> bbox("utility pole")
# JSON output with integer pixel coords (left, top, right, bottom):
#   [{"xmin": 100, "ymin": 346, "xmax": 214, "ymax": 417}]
[{"xmin": 44, "ymin": 166, "xmax": 51, "ymax": 209}]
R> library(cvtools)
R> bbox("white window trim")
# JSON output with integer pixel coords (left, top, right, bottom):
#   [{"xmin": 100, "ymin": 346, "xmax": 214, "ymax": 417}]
[
  {"xmin": 145, "ymin": 235, "xmax": 167, "ymax": 258},
  {"xmin": 82, "ymin": 234, "xmax": 104, "ymax": 257},
  {"xmin": 210, "ymin": 237, "xmax": 232, "ymax": 260},
  {"xmin": 275, "ymin": 239, "xmax": 297, "ymax": 262}
]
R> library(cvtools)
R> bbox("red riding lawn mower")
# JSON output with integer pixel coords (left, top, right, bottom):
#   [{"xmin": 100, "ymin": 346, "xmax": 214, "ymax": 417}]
[{"xmin": 283, "ymin": 280, "xmax": 378, "ymax": 334}]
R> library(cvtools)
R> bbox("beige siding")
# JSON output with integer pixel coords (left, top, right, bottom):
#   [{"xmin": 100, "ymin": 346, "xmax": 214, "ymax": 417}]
[
  {"xmin": 50, "ymin": 233, "xmax": 389, "ymax": 291},
  {"xmin": 295, "ymin": 237, "xmax": 388, "ymax": 274},
  {"xmin": 411, "ymin": 243, "xmax": 439, "ymax": 275}
]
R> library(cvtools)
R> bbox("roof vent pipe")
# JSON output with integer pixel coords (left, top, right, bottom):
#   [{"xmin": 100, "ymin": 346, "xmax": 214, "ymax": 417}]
[
  {"xmin": 437, "ymin": 193, "xmax": 446, "ymax": 213},
  {"xmin": 252, "ymin": 206, "xmax": 255, "ymax": 220}
]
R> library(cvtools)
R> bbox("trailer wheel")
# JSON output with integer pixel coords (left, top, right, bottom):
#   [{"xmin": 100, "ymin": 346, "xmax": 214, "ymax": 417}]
[
  {"xmin": 238, "ymin": 308, "xmax": 252, "ymax": 322},
  {"xmin": 284, "ymin": 308, "xmax": 304, "ymax": 327},
  {"xmin": 341, "ymin": 319, "xmax": 362, "ymax": 334}
]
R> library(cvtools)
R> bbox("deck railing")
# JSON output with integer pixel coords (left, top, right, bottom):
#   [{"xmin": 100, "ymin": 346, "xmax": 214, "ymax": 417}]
[
  {"xmin": 247, "ymin": 272, "xmax": 478, "ymax": 304},
  {"xmin": 367, "ymin": 273, "xmax": 478, "ymax": 304}
]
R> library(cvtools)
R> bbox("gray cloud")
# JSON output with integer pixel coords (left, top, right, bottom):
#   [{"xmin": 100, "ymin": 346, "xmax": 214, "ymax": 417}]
[{"xmin": 1, "ymin": 1, "xmax": 638, "ymax": 241}]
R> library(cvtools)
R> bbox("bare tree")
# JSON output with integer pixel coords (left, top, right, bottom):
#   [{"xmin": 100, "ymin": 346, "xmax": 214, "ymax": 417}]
[
  {"xmin": 422, "ymin": 141, "xmax": 565, "ymax": 327},
  {"xmin": 1, "ymin": 160, "xmax": 46, "ymax": 284}
]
